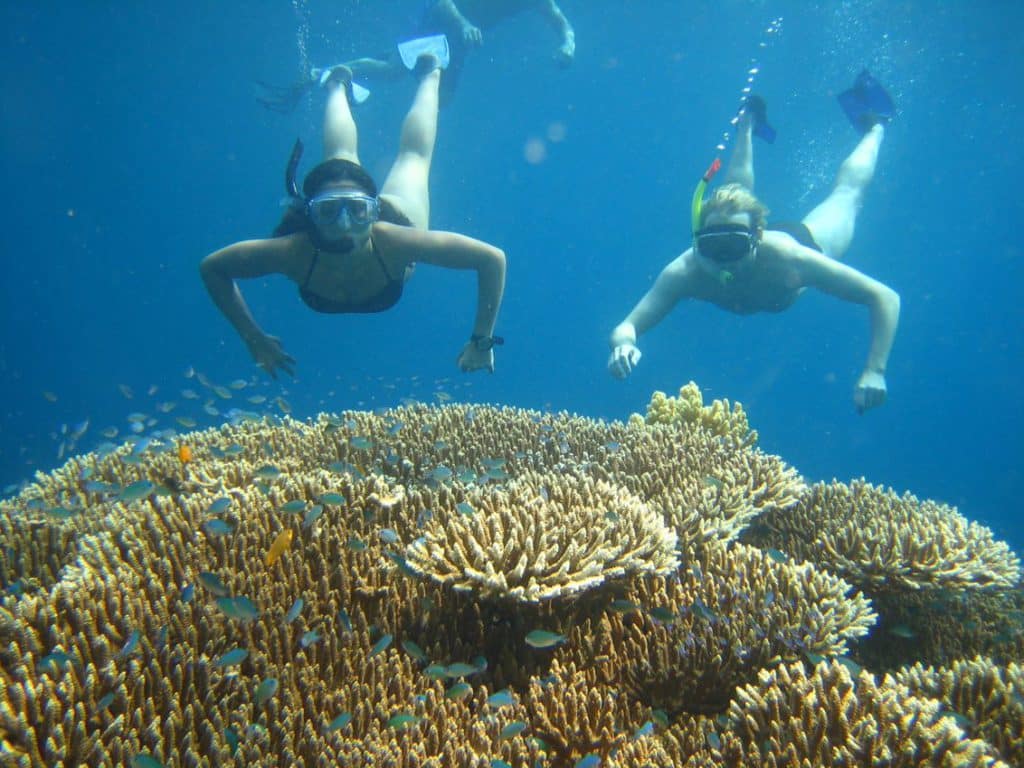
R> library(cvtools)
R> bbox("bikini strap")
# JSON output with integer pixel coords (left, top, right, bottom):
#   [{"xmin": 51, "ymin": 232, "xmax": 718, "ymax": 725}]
[{"xmin": 302, "ymin": 246, "xmax": 320, "ymax": 289}]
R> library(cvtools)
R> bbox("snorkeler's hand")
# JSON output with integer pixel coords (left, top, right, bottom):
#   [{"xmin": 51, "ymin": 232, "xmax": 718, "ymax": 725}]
[
  {"xmin": 608, "ymin": 344, "xmax": 641, "ymax": 379},
  {"xmin": 854, "ymin": 369, "xmax": 887, "ymax": 413},
  {"xmin": 555, "ymin": 36, "xmax": 575, "ymax": 67},
  {"xmin": 247, "ymin": 334, "xmax": 296, "ymax": 380},
  {"xmin": 461, "ymin": 21, "xmax": 483, "ymax": 45},
  {"xmin": 457, "ymin": 341, "xmax": 494, "ymax": 373}
]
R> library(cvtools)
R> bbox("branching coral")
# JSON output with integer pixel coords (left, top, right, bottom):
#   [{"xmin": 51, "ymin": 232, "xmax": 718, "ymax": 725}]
[
  {"xmin": 894, "ymin": 657, "xmax": 1024, "ymax": 767},
  {"xmin": 405, "ymin": 472, "xmax": 679, "ymax": 602},
  {"xmin": 748, "ymin": 480, "xmax": 1021, "ymax": 593},
  {"xmin": 631, "ymin": 380, "xmax": 757, "ymax": 447},
  {"xmin": 562, "ymin": 542, "xmax": 875, "ymax": 715},
  {"xmin": 728, "ymin": 660, "xmax": 1008, "ymax": 767}
]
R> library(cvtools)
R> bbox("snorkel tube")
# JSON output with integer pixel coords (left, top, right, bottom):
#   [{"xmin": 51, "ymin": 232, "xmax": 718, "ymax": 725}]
[
  {"xmin": 690, "ymin": 157, "xmax": 735, "ymax": 284},
  {"xmin": 283, "ymin": 138, "xmax": 305, "ymax": 210}
]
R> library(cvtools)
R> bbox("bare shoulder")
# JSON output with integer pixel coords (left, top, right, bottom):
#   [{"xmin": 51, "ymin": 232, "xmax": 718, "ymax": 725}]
[{"xmin": 205, "ymin": 233, "xmax": 309, "ymax": 282}]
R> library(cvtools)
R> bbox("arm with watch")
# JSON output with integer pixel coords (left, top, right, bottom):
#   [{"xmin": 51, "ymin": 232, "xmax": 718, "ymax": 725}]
[{"xmin": 372, "ymin": 223, "xmax": 506, "ymax": 372}]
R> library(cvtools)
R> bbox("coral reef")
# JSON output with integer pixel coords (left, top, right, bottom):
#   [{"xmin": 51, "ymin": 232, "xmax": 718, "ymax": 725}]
[
  {"xmin": 747, "ymin": 480, "xmax": 1021, "ymax": 593},
  {"xmin": 631, "ymin": 380, "xmax": 757, "ymax": 447},
  {"xmin": 0, "ymin": 396, "xmax": 1018, "ymax": 766}
]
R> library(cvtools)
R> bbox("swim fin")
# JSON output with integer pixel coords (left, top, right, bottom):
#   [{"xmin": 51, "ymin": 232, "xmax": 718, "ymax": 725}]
[
  {"xmin": 744, "ymin": 94, "xmax": 776, "ymax": 143},
  {"xmin": 397, "ymin": 34, "xmax": 450, "ymax": 72},
  {"xmin": 837, "ymin": 69, "xmax": 894, "ymax": 133}
]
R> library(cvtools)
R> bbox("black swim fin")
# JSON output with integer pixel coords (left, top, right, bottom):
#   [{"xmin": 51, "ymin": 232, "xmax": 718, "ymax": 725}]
[
  {"xmin": 744, "ymin": 94, "xmax": 776, "ymax": 143},
  {"xmin": 837, "ymin": 69, "xmax": 894, "ymax": 133}
]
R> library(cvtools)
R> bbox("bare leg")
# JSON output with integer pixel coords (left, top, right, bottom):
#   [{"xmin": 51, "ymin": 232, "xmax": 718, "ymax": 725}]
[
  {"xmin": 379, "ymin": 68, "xmax": 441, "ymax": 230},
  {"xmin": 722, "ymin": 112, "xmax": 755, "ymax": 192},
  {"xmin": 802, "ymin": 124, "xmax": 884, "ymax": 260},
  {"xmin": 322, "ymin": 79, "xmax": 359, "ymax": 163}
]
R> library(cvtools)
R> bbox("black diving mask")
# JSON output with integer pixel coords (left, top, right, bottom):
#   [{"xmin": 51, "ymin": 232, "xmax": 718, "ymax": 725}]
[
  {"xmin": 307, "ymin": 191, "xmax": 380, "ymax": 241},
  {"xmin": 695, "ymin": 224, "xmax": 757, "ymax": 263}
]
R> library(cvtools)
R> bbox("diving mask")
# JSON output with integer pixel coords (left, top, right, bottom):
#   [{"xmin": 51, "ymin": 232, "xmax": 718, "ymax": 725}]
[
  {"xmin": 694, "ymin": 223, "xmax": 757, "ymax": 263},
  {"xmin": 307, "ymin": 191, "xmax": 380, "ymax": 240}
]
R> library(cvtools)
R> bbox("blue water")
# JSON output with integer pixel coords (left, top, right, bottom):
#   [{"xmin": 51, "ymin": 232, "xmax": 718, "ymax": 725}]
[{"xmin": 1, "ymin": 2, "xmax": 1020, "ymax": 553}]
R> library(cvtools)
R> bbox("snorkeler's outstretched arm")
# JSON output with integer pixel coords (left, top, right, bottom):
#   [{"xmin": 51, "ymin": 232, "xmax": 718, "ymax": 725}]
[
  {"xmin": 199, "ymin": 238, "xmax": 299, "ymax": 379},
  {"xmin": 608, "ymin": 253, "xmax": 694, "ymax": 379},
  {"xmin": 375, "ymin": 223, "xmax": 506, "ymax": 372},
  {"xmin": 538, "ymin": 0, "xmax": 575, "ymax": 64},
  {"xmin": 799, "ymin": 251, "xmax": 900, "ymax": 412}
]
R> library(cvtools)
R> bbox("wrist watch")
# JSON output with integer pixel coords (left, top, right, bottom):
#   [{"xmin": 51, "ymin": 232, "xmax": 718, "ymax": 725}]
[{"xmin": 470, "ymin": 334, "xmax": 504, "ymax": 352}]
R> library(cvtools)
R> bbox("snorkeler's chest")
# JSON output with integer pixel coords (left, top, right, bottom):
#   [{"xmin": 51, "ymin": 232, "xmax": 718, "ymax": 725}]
[
  {"xmin": 701, "ymin": 268, "xmax": 801, "ymax": 314},
  {"xmin": 307, "ymin": 251, "xmax": 390, "ymax": 296}
]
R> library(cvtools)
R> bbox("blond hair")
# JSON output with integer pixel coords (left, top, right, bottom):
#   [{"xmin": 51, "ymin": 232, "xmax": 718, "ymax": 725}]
[{"xmin": 700, "ymin": 183, "xmax": 770, "ymax": 231}]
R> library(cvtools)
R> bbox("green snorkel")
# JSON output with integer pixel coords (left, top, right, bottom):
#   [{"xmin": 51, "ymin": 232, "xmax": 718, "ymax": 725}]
[{"xmin": 691, "ymin": 158, "xmax": 734, "ymax": 284}]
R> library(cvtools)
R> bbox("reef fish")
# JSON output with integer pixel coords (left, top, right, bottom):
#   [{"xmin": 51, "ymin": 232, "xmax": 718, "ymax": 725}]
[
  {"xmin": 198, "ymin": 571, "xmax": 230, "ymax": 596},
  {"xmin": 213, "ymin": 648, "xmax": 248, "ymax": 667},
  {"xmin": 524, "ymin": 630, "xmax": 566, "ymax": 649},
  {"xmin": 216, "ymin": 596, "xmax": 260, "ymax": 623},
  {"xmin": 254, "ymin": 677, "xmax": 278, "ymax": 707},
  {"xmin": 118, "ymin": 480, "xmax": 155, "ymax": 503},
  {"xmin": 369, "ymin": 634, "xmax": 393, "ymax": 658},
  {"xmin": 387, "ymin": 713, "xmax": 421, "ymax": 730},
  {"xmin": 326, "ymin": 712, "xmax": 353, "ymax": 732},
  {"xmin": 285, "ymin": 598, "xmax": 304, "ymax": 624},
  {"xmin": 130, "ymin": 756, "xmax": 165, "ymax": 768},
  {"xmin": 265, "ymin": 528, "xmax": 294, "ymax": 566}
]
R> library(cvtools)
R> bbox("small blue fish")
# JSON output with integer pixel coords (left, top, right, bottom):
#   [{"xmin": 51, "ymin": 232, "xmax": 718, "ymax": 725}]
[
  {"xmin": 379, "ymin": 528, "xmax": 399, "ymax": 544},
  {"xmin": 279, "ymin": 499, "xmax": 306, "ymax": 514},
  {"xmin": 118, "ymin": 480, "xmax": 155, "ymax": 503},
  {"xmin": 254, "ymin": 465, "xmax": 282, "ymax": 481},
  {"xmin": 369, "ymin": 634, "xmax": 393, "ymax": 658},
  {"xmin": 610, "ymin": 599, "xmax": 639, "ymax": 614},
  {"xmin": 118, "ymin": 629, "xmax": 141, "ymax": 658},
  {"xmin": 431, "ymin": 465, "xmax": 453, "ymax": 482},
  {"xmin": 575, "ymin": 755, "xmax": 601, "ymax": 768},
  {"xmin": 765, "ymin": 548, "xmax": 788, "ymax": 563},
  {"xmin": 96, "ymin": 692, "xmax": 116, "ymax": 713},
  {"xmin": 401, "ymin": 640, "xmax": 428, "ymax": 663},
  {"xmin": 455, "ymin": 501, "xmax": 476, "ymax": 516},
  {"xmin": 347, "ymin": 537, "xmax": 367, "ymax": 552},
  {"xmin": 216, "ymin": 596, "xmax": 260, "ymax": 623},
  {"xmin": 300, "ymin": 629, "xmax": 321, "ymax": 648},
  {"xmin": 198, "ymin": 571, "xmax": 230, "ymax": 596},
  {"xmin": 424, "ymin": 664, "xmax": 448, "ymax": 680},
  {"xmin": 350, "ymin": 436, "xmax": 374, "ymax": 450},
  {"xmin": 487, "ymin": 689, "xmax": 514, "ymax": 708},
  {"xmin": 524, "ymin": 630, "xmax": 566, "ymax": 649},
  {"xmin": 500, "ymin": 721, "xmax": 527, "ymax": 740},
  {"xmin": 47, "ymin": 506, "xmax": 76, "ymax": 520},
  {"xmin": 302, "ymin": 504, "xmax": 324, "ymax": 528},
  {"xmin": 203, "ymin": 519, "xmax": 234, "ymax": 536},
  {"xmin": 254, "ymin": 677, "xmax": 279, "ymax": 707},
  {"xmin": 213, "ymin": 648, "xmax": 248, "ymax": 667},
  {"xmin": 37, "ymin": 651, "xmax": 76, "ymax": 672},
  {"xmin": 130, "ymin": 755, "xmax": 165, "ymax": 768},
  {"xmin": 445, "ymin": 662, "xmax": 480, "ymax": 678},
  {"xmin": 651, "ymin": 709, "xmax": 670, "ymax": 728},
  {"xmin": 633, "ymin": 720, "xmax": 654, "ymax": 738},
  {"xmin": 484, "ymin": 467, "xmax": 508, "ymax": 481},
  {"xmin": 706, "ymin": 731, "xmax": 722, "ymax": 750},
  {"xmin": 385, "ymin": 550, "xmax": 419, "ymax": 577},
  {"xmin": 223, "ymin": 726, "xmax": 240, "ymax": 755},
  {"xmin": 207, "ymin": 497, "xmax": 232, "ymax": 514},
  {"xmin": 326, "ymin": 712, "xmax": 353, "ymax": 732},
  {"xmin": 180, "ymin": 583, "xmax": 195, "ymax": 604},
  {"xmin": 490, "ymin": 761, "xmax": 512, "ymax": 768},
  {"xmin": 285, "ymin": 598, "xmax": 304, "ymax": 624},
  {"xmin": 319, "ymin": 492, "xmax": 346, "ymax": 506},
  {"xmin": 338, "ymin": 608, "xmax": 352, "ymax": 633},
  {"xmin": 387, "ymin": 713, "xmax": 421, "ymax": 730},
  {"xmin": 445, "ymin": 682, "xmax": 472, "ymax": 700}
]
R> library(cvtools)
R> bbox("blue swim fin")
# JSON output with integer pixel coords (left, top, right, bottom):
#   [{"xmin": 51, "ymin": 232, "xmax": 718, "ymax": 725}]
[
  {"xmin": 837, "ymin": 69, "xmax": 894, "ymax": 133},
  {"xmin": 744, "ymin": 94, "xmax": 776, "ymax": 143}
]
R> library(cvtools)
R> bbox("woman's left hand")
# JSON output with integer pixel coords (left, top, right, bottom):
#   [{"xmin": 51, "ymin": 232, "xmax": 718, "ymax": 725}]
[
  {"xmin": 854, "ymin": 369, "xmax": 887, "ymax": 413},
  {"xmin": 457, "ymin": 341, "xmax": 495, "ymax": 373}
]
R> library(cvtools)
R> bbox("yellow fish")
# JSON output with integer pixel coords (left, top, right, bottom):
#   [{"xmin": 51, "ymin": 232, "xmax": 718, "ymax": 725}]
[{"xmin": 265, "ymin": 529, "xmax": 294, "ymax": 567}]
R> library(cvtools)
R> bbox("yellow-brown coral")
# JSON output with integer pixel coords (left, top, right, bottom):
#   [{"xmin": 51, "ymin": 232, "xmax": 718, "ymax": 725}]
[
  {"xmin": 748, "ymin": 479, "xmax": 1021, "ymax": 592},
  {"xmin": 631, "ymin": 380, "xmax": 757, "ymax": 447},
  {"xmin": 405, "ymin": 472, "xmax": 679, "ymax": 602}
]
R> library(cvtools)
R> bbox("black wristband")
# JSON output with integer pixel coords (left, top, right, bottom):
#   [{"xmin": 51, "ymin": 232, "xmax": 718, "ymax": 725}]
[{"xmin": 470, "ymin": 334, "xmax": 504, "ymax": 351}]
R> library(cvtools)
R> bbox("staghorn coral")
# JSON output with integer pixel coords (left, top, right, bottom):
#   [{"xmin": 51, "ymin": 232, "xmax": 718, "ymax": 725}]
[
  {"xmin": 727, "ymin": 660, "xmax": 1008, "ymax": 767},
  {"xmin": 405, "ymin": 472, "xmax": 679, "ymax": 602},
  {"xmin": 0, "ymin": 398, "xmax": 1016, "ymax": 766},
  {"xmin": 631, "ymin": 380, "xmax": 757, "ymax": 447},
  {"xmin": 894, "ymin": 657, "xmax": 1024, "ymax": 767},
  {"xmin": 747, "ymin": 479, "xmax": 1021, "ymax": 593},
  {"xmin": 561, "ymin": 542, "xmax": 876, "ymax": 715}
]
